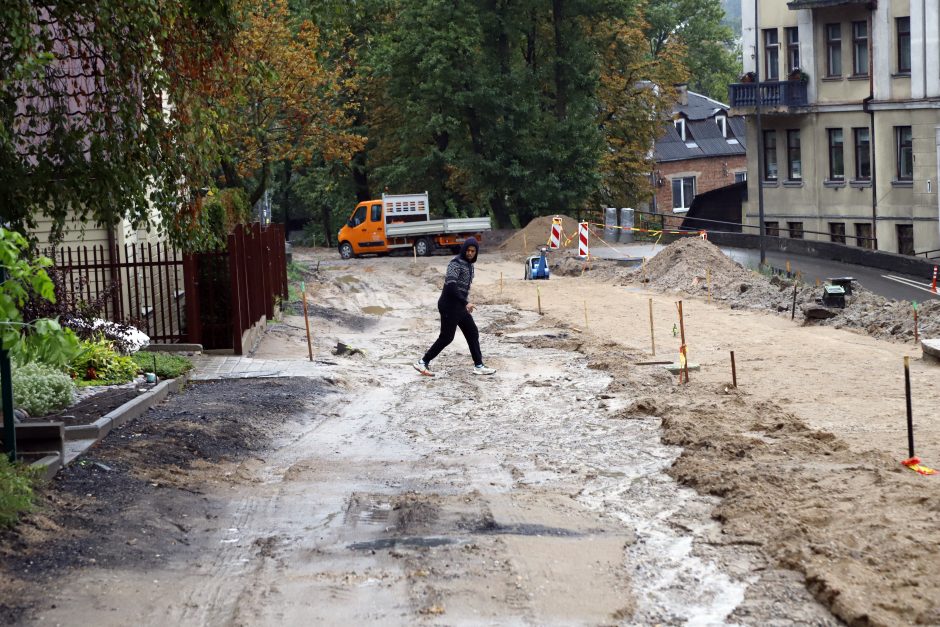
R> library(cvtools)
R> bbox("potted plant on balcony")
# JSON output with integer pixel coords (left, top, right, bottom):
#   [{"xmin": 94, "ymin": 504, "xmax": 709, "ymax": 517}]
[
  {"xmin": 740, "ymin": 71, "xmax": 756, "ymax": 83},
  {"xmin": 788, "ymin": 68, "xmax": 809, "ymax": 82}
]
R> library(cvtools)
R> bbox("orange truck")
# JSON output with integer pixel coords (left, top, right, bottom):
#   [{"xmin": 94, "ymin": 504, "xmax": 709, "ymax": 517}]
[{"xmin": 337, "ymin": 192, "xmax": 491, "ymax": 259}]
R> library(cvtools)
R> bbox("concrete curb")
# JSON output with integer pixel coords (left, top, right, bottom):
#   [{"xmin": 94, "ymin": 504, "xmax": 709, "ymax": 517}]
[
  {"xmin": 33, "ymin": 371, "xmax": 194, "ymax": 475},
  {"xmin": 922, "ymin": 338, "xmax": 940, "ymax": 364}
]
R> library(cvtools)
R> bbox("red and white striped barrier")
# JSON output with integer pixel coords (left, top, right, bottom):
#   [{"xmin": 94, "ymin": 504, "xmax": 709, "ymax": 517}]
[
  {"xmin": 932, "ymin": 265, "xmax": 938, "ymax": 294},
  {"xmin": 578, "ymin": 221, "xmax": 589, "ymax": 258},
  {"xmin": 549, "ymin": 217, "xmax": 562, "ymax": 250}
]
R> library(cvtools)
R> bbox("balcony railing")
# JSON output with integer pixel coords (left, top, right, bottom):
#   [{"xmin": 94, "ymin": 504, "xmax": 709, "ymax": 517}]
[{"xmin": 729, "ymin": 80, "xmax": 809, "ymax": 109}]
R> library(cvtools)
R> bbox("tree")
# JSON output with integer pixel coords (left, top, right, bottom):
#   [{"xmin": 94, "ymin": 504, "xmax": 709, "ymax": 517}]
[
  {"xmin": 645, "ymin": 0, "xmax": 740, "ymax": 102},
  {"xmin": 1, "ymin": 0, "xmax": 238, "ymax": 246},
  {"xmin": 213, "ymin": 0, "xmax": 364, "ymax": 210}
]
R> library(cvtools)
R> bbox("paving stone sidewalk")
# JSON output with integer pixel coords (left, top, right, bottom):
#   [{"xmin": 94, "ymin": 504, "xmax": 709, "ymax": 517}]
[{"xmin": 189, "ymin": 354, "xmax": 328, "ymax": 380}]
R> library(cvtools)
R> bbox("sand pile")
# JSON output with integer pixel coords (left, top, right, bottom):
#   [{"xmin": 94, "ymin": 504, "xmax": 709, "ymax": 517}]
[
  {"xmin": 499, "ymin": 215, "xmax": 580, "ymax": 260},
  {"xmin": 621, "ymin": 237, "xmax": 940, "ymax": 343}
]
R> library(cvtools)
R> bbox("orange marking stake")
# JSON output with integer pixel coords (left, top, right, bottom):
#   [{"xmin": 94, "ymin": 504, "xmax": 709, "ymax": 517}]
[{"xmin": 902, "ymin": 457, "xmax": 937, "ymax": 476}]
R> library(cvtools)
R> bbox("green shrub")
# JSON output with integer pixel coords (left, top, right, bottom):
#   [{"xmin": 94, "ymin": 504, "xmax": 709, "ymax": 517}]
[
  {"xmin": 70, "ymin": 337, "xmax": 140, "ymax": 385},
  {"xmin": 0, "ymin": 456, "xmax": 39, "ymax": 527},
  {"xmin": 11, "ymin": 361, "xmax": 75, "ymax": 416},
  {"xmin": 131, "ymin": 352, "xmax": 193, "ymax": 379}
]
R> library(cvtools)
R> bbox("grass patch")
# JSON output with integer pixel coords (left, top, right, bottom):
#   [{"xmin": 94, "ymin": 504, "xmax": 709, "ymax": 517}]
[
  {"xmin": 0, "ymin": 456, "xmax": 40, "ymax": 528},
  {"xmin": 132, "ymin": 352, "xmax": 193, "ymax": 379},
  {"xmin": 287, "ymin": 260, "xmax": 305, "ymax": 283}
]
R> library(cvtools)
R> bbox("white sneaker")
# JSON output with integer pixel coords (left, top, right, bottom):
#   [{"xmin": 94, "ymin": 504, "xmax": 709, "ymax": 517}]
[
  {"xmin": 413, "ymin": 360, "xmax": 434, "ymax": 377},
  {"xmin": 472, "ymin": 364, "xmax": 496, "ymax": 375}
]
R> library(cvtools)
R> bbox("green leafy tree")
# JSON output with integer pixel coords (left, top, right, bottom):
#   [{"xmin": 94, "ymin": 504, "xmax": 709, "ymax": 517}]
[
  {"xmin": 1, "ymin": 0, "xmax": 239, "ymax": 247},
  {"xmin": 0, "ymin": 228, "xmax": 80, "ymax": 367},
  {"xmin": 645, "ymin": 0, "xmax": 740, "ymax": 102}
]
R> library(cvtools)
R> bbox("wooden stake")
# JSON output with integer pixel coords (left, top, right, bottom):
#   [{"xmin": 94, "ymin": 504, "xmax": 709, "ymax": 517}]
[
  {"xmin": 301, "ymin": 281, "xmax": 313, "ymax": 362},
  {"xmin": 677, "ymin": 300, "xmax": 689, "ymax": 383},
  {"xmin": 706, "ymin": 268, "xmax": 711, "ymax": 303},
  {"xmin": 583, "ymin": 300, "xmax": 589, "ymax": 328},
  {"xmin": 791, "ymin": 283, "xmax": 798, "ymax": 320},
  {"xmin": 730, "ymin": 350, "xmax": 737, "ymax": 387},
  {"xmin": 500, "ymin": 272, "xmax": 504, "ymax": 294},
  {"xmin": 524, "ymin": 233, "xmax": 528, "ymax": 253},
  {"xmin": 537, "ymin": 286, "xmax": 542, "ymax": 315},
  {"xmin": 413, "ymin": 245, "xmax": 417, "ymax": 264},
  {"xmin": 648, "ymin": 298, "xmax": 656, "ymax": 356},
  {"xmin": 904, "ymin": 356, "xmax": 914, "ymax": 458},
  {"xmin": 913, "ymin": 303, "xmax": 919, "ymax": 344},
  {"xmin": 786, "ymin": 260, "xmax": 791, "ymax": 275}
]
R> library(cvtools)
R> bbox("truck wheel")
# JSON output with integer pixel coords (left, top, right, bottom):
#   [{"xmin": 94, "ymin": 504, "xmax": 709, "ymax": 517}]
[
  {"xmin": 415, "ymin": 238, "xmax": 431, "ymax": 257},
  {"xmin": 339, "ymin": 242, "xmax": 354, "ymax": 259}
]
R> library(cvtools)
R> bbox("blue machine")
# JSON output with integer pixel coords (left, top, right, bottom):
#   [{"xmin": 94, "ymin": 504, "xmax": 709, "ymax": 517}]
[{"xmin": 524, "ymin": 247, "xmax": 550, "ymax": 280}]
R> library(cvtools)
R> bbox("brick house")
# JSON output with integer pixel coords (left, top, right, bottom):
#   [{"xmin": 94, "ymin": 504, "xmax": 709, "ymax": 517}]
[{"xmin": 652, "ymin": 85, "xmax": 748, "ymax": 229}]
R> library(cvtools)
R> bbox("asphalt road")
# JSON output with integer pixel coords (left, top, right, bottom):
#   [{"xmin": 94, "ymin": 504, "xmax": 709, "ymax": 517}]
[{"xmin": 593, "ymin": 241, "xmax": 940, "ymax": 303}]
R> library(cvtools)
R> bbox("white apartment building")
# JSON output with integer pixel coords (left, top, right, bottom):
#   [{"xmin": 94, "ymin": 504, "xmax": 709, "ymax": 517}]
[{"xmin": 731, "ymin": 0, "xmax": 940, "ymax": 257}]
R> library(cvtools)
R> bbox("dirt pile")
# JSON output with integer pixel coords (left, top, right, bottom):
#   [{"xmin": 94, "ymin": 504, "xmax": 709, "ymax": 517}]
[
  {"xmin": 499, "ymin": 215, "xmax": 580, "ymax": 260},
  {"xmin": 620, "ymin": 237, "xmax": 940, "ymax": 342}
]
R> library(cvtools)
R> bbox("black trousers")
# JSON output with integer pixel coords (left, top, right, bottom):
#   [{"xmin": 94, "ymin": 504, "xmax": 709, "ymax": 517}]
[{"xmin": 423, "ymin": 306, "xmax": 483, "ymax": 366}]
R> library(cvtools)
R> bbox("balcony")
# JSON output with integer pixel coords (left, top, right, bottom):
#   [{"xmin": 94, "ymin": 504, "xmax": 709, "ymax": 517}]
[{"xmin": 728, "ymin": 80, "xmax": 809, "ymax": 113}]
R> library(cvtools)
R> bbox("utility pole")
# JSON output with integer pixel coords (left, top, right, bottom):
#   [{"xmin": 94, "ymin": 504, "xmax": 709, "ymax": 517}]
[
  {"xmin": 1, "ymin": 267, "xmax": 15, "ymax": 461},
  {"xmin": 754, "ymin": 0, "xmax": 767, "ymax": 267}
]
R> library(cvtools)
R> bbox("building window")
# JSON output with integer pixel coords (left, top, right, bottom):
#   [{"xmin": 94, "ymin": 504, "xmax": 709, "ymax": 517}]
[
  {"xmin": 763, "ymin": 130, "xmax": 778, "ymax": 181},
  {"xmin": 827, "ymin": 129, "xmax": 844, "ymax": 180},
  {"xmin": 785, "ymin": 27, "xmax": 800, "ymax": 73},
  {"xmin": 765, "ymin": 221, "xmax": 780, "ymax": 237},
  {"xmin": 829, "ymin": 222, "xmax": 846, "ymax": 244},
  {"xmin": 897, "ymin": 224, "xmax": 914, "ymax": 256},
  {"xmin": 787, "ymin": 130, "xmax": 802, "ymax": 180},
  {"xmin": 826, "ymin": 23, "xmax": 842, "ymax": 77},
  {"xmin": 896, "ymin": 126, "xmax": 913, "ymax": 180},
  {"xmin": 855, "ymin": 223, "xmax": 873, "ymax": 249},
  {"xmin": 852, "ymin": 21, "xmax": 868, "ymax": 76},
  {"xmin": 788, "ymin": 222, "xmax": 804, "ymax": 239},
  {"xmin": 853, "ymin": 127, "xmax": 871, "ymax": 180},
  {"xmin": 715, "ymin": 115, "xmax": 727, "ymax": 137},
  {"xmin": 671, "ymin": 176, "xmax": 696, "ymax": 211},
  {"xmin": 897, "ymin": 17, "xmax": 911, "ymax": 74},
  {"xmin": 764, "ymin": 29, "xmax": 780, "ymax": 80},
  {"xmin": 734, "ymin": 171, "xmax": 747, "ymax": 183},
  {"xmin": 674, "ymin": 118, "xmax": 686, "ymax": 141}
]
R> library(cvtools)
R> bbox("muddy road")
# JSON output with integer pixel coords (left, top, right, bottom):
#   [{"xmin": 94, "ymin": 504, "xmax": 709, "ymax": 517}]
[{"xmin": 5, "ymin": 245, "xmax": 938, "ymax": 625}]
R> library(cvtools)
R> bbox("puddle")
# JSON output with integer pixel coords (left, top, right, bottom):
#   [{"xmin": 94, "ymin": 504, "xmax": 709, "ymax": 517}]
[
  {"xmin": 348, "ymin": 536, "xmax": 456, "ymax": 551},
  {"xmin": 361, "ymin": 305, "xmax": 393, "ymax": 316},
  {"xmin": 335, "ymin": 275, "xmax": 360, "ymax": 284},
  {"xmin": 470, "ymin": 521, "xmax": 584, "ymax": 538}
]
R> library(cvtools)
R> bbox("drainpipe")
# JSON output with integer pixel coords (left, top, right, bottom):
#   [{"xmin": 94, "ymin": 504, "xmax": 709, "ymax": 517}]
[
  {"xmin": 864, "ymin": 5, "xmax": 878, "ymax": 250},
  {"xmin": 106, "ymin": 225, "xmax": 122, "ymax": 318},
  {"xmin": 754, "ymin": 0, "xmax": 767, "ymax": 266}
]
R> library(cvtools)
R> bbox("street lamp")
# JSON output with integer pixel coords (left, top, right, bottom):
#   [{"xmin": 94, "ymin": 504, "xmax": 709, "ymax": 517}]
[{"xmin": 754, "ymin": 0, "xmax": 767, "ymax": 267}]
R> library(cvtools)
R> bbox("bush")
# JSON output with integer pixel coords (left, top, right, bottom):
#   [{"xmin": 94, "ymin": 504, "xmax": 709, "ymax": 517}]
[
  {"xmin": 131, "ymin": 352, "xmax": 193, "ymax": 379},
  {"xmin": 12, "ymin": 361, "xmax": 75, "ymax": 416},
  {"xmin": 70, "ymin": 337, "xmax": 140, "ymax": 385},
  {"xmin": 0, "ymin": 457, "xmax": 39, "ymax": 528}
]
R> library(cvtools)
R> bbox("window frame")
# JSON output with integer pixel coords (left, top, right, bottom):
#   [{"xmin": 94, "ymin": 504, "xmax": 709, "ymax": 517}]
[
  {"xmin": 853, "ymin": 127, "xmax": 871, "ymax": 180},
  {"xmin": 370, "ymin": 203, "xmax": 383, "ymax": 222},
  {"xmin": 829, "ymin": 222, "xmax": 846, "ymax": 244},
  {"xmin": 715, "ymin": 115, "xmax": 727, "ymax": 138},
  {"xmin": 897, "ymin": 17, "xmax": 911, "ymax": 74},
  {"xmin": 674, "ymin": 118, "xmax": 686, "ymax": 141},
  {"xmin": 786, "ymin": 129, "xmax": 802, "ymax": 181},
  {"xmin": 763, "ymin": 130, "xmax": 778, "ymax": 181},
  {"xmin": 763, "ymin": 28, "xmax": 780, "ymax": 80},
  {"xmin": 854, "ymin": 222, "xmax": 873, "ymax": 249},
  {"xmin": 896, "ymin": 224, "xmax": 914, "ymax": 256},
  {"xmin": 852, "ymin": 20, "xmax": 869, "ymax": 77},
  {"xmin": 826, "ymin": 23, "xmax": 842, "ymax": 77},
  {"xmin": 785, "ymin": 27, "xmax": 800, "ymax": 73},
  {"xmin": 787, "ymin": 221, "xmax": 804, "ymax": 239},
  {"xmin": 671, "ymin": 176, "xmax": 696, "ymax": 212},
  {"xmin": 827, "ymin": 128, "xmax": 845, "ymax": 181},
  {"xmin": 765, "ymin": 221, "xmax": 780, "ymax": 237},
  {"xmin": 896, "ymin": 125, "xmax": 913, "ymax": 181}
]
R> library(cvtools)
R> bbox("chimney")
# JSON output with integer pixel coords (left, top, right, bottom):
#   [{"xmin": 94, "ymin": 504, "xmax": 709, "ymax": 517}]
[{"xmin": 674, "ymin": 83, "xmax": 688, "ymax": 106}]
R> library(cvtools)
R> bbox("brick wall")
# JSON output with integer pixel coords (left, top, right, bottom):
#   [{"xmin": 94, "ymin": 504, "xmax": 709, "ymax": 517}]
[{"xmin": 653, "ymin": 155, "xmax": 747, "ymax": 229}]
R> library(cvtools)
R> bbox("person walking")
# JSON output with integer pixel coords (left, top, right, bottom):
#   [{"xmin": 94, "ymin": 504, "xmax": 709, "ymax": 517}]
[{"xmin": 414, "ymin": 237, "xmax": 496, "ymax": 376}]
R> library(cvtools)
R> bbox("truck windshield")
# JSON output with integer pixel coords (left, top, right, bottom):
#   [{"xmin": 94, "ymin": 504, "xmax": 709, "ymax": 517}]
[{"xmin": 349, "ymin": 206, "xmax": 366, "ymax": 227}]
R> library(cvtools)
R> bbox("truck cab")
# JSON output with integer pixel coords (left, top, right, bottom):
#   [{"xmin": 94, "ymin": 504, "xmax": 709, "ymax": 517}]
[{"xmin": 339, "ymin": 200, "xmax": 388, "ymax": 258}]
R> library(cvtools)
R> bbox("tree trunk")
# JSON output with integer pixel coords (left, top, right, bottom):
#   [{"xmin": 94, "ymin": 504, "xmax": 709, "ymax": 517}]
[
  {"xmin": 320, "ymin": 204, "xmax": 334, "ymax": 247},
  {"xmin": 489, "ymin": 194, "xmax": 513, "ymax": 229},
  {"xmin": 220, "ymin": 159, "xmax": 241, "ymax": 189},
  {"xmin": 280, "ymin": 161, "xmax": 292, "ymax": 226},
  {"xmin": 552, "ymin": 0, "xmax": 568, "ymax": 120},
  {"xmin": 248, "ymin": 160, "xmax": 269, "ymax": 208},
  {"xmin": 351, "ymin": 149, "xmax": 371, "ymax": 202}
]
